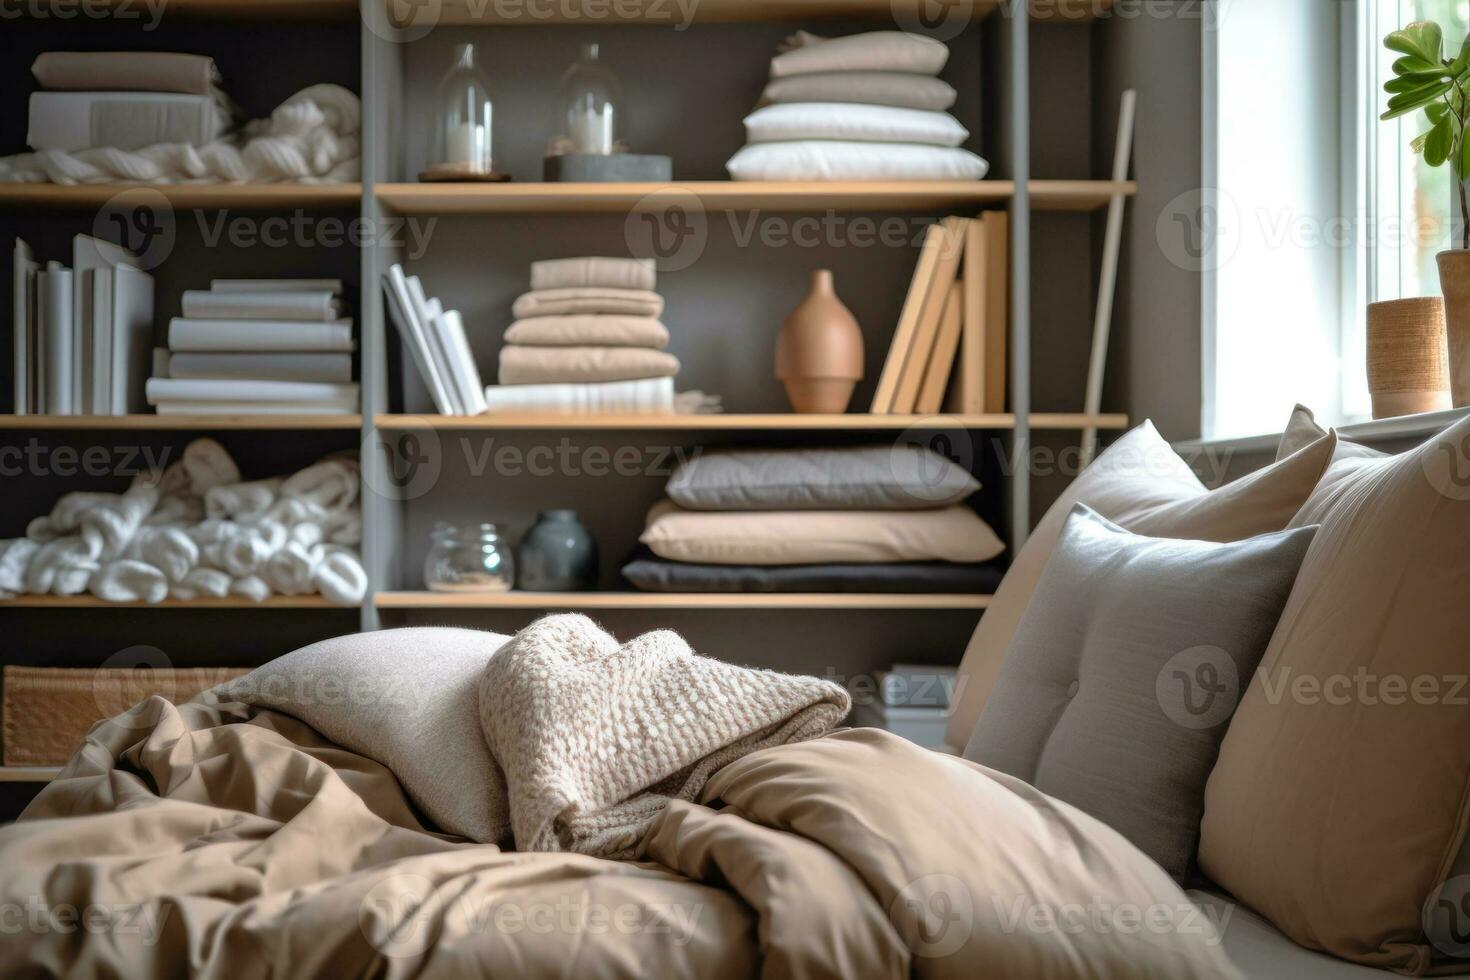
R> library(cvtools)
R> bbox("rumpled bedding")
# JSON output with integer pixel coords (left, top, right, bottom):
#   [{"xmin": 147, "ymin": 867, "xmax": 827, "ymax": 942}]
[{"xmin": 0, "ymin": 623, "xmax": 1242, "ymax": 979}]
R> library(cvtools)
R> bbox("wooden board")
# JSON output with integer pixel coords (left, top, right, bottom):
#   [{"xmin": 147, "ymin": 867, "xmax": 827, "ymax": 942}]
[
  {"xmin": 0, "ymin": 414, "xmax": 362, "ymax": 430},
  {"xmin": 0, "ymin": 596, "xmax": 352, "ymax": 609},
  {"xmin": 374, "ymin": 413, "xmax": 1132, "ymax": 431},
  {"xmin": 982, "ymin": 211, "xmax": 1011, "ymax": 415},
  {"xmin": 892, "ymin": 217, "xmax": 967, "ymax": 414},
  {"xmin": 0, "ymin": 184, "xmax": 361, "ymax": 211},
  {"xmin": 423, "ymin": 0, "xmax": 1117, "ymax": 25},
  {"xmin": 376, "ymin": 592, "xmax": 993, "ymax": 610},
  {"xmin": 917, "ymin": 280, "xmax": 965, "ymax": 416}
]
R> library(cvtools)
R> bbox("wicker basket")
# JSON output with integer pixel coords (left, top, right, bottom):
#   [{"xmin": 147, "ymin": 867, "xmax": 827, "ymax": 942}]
[
  {"xmin": 2, "ymin": 666, "xmax": 249, "ymax": 766},
  {"xmin": 1366, "ymin": 297, "xmax": 1453, "ymax": 419}
]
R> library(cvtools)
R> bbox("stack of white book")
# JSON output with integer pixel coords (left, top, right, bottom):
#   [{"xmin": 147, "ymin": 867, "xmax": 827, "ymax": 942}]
[
  {"xmin": 381, "ymin": 264, "xmax": 486, "ymax": 415},
  {"xmin": 147, "ymin": 279, "xmax": 358, "ymax": 416},
  {"xmin": 12, "ymin": 236, "xmax": 154, "ymax": 416},
  {"xmin": 851, "ymin": 664, "xmax": 959, "ymax": 752}
]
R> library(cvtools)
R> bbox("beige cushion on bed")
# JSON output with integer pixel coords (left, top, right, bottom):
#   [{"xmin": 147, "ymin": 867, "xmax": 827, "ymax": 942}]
[
  {"xmin": 640, "ymin": 500, "xmax": 1004, "ymax": 565},
  {"xmin": 1277, "ymin": 403, "xmax": 1386, "ymax": 462},
  {"xmin": 512, "ymin": 288, "xmax": 664, "ymax": 320},
  {"xmin": 944, "ymin": 420, "xmax": 1337, "ymax": 750},
  {"xmin": 499, "ymin": 345, "xmax": 680, "ymax": 384},
  {"xmin": 504, "ymin": 315, "xmax": 669, "ymax": 349},
  {"xmin": 1199, "ymin": 413, "xmax": 1470, "ymax": 975}
]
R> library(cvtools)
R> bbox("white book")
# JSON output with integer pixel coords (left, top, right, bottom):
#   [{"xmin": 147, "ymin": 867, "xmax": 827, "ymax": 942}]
[
  {"xmin": 383, "ymin": 267, "xmax": 457, "ymax": 415},
  {"xmin": 109, "ymin": 265, "xmax": 155, "ymax": 414},
  {"xmin": 406, "ymin": 275, "xmax": 464, "ymax": 415},
  {"xmin": 210, "ymin": 278, "xmax": 343, "ymax": 295},
  {"xmin": 72, "ymin": 235, "xmax": 139, "ymax": 414},
  {"xmin": 12, "ymin": 240, "xmax": 37, "ymax": 414},
  {"xmin": 430, "ymin": 310, "xmax": 487, "ymax": 415},
  {"xmin": 481, "ymin": 377, "xmax": 675, "ymax": 415},
  {"xmin": 39, "ymin": 264, "xmax": 73, "ymax": 415},
  {"xmin": 156, "ymin": 401, "xmax": 356, "ymax": 416},
  {"xmin": 167, "ymin": 352, "xmax": 352, "ymax": 383},
  {"xmin": 851, "ymin": 701, "xmax": 949, "ymax": 750},
  {"xmin": 146, "ymin": 378, "xmax": 359, "ymax": 404},
  {"xmin": 166, "ymin": 318, "xmax": 354, "ymax": 352},
  {"xmin": 181, "ymin": 289, "xmax": 339, "ymax": 322},
  {"xmin": 91, "ymin": 268, "xmax": 113, "ymax": 413}
]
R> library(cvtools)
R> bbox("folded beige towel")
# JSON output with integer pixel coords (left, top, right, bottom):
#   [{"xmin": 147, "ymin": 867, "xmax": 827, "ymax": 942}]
[
  {"xmin": 530, "ymin": 257, "xmax": 656, "ymax": 292},
  {"xmin": 504, "ymin": 315, "xmax": 669, "ymax": 349},
  {"xmin": 512, "ymin": 287, "xmax": 664, "ymax": 319},
  {"xmin": 32, "ymin": 52, "xmax": 220, "ymax": 95},
  {"xmin": 500, "ymin": 345, "xmax": 680, "ymax": 385}
]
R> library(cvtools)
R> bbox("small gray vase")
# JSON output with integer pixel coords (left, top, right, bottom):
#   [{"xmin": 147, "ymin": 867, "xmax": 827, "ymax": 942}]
[{"xmin": 516, "ymin": 510, "xmax": 598, "ymax": 591}]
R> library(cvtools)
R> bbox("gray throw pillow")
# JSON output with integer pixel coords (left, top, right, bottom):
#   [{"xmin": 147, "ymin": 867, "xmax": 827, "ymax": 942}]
[
  {"xmin": 666, "ymin": 445, "xmax": 979, "ymax": 511},
  {"xmin": 963, "ymin": 505, "xmax": 1316, "ymax": 880}
]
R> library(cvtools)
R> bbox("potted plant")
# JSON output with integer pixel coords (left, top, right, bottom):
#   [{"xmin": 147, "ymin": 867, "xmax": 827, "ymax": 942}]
[{"xmin": 1383, "ymin": 20, "xmax": 1470, "ymax": 406}]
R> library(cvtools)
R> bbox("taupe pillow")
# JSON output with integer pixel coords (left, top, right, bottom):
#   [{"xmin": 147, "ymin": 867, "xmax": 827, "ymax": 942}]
[
  {"xmin": 1199, "ymin": 413, "xmax": 1470, "ymax": 973},
  {"xmin": 1276, "ymin": 403, "xmax": 1386, "ymax": 462},
  {"xmin": 945, "ymin": 421, "xmax": 1337, "ymax": 750},
  {"xmin": 666, "ymin": 445, "xmax": 979, "ymax": 511},
  {"xmin": 760, "ymin": 72, "xmax": 958, "ymax": 111},
  {"xmin": 499, "ymin": 345, "xmax": 680, "ymax": 384},
  {"xmin": 512, "ymin": 288, "xmax": 664, "ymax": 320},
  {"xmin": 640, "ymin": 500, "xmax": 1004, "ymax": 565},
  {"xmin": 504, "ymin": 315, "xmax": 669, "ymax": 349},
  {"xmin": 770, "ymin": 31, "xmax": 949, "ymax": 78},
  {"xmin": 964, "ymin": 506, "xmax": 1316, "ymax": 881},
  {"xmin": 529, "ymin": 257, "xmax": 655, "ymax": 292}
]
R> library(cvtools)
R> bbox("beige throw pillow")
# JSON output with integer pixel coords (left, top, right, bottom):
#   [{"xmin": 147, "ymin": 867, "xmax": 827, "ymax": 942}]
[
  {"xmin": 640, "ymin": 500, "xmax": 1004, "ymax": 565},
  {"xmin": 504, "ymin": 315, "xmax": 669, "ymax": 349},
  {"xmin": 1199, "ymin": 413, "xmax": 1470, "ymax": 974},
  {"xmin": 759, "ymin": 72, "xmax": 958, "ymax": 111},
  {"xmin": 499, "ymin": 346, "xmax": 680, "ymax": 385},
  {"xmin": 529, "ymin": 257, "xmax": 655, "ymax": 292},
  {"xmin": 944, "ymin": 420, "xmax": 1337, "ymax": 750},
  {"xmin": 1276, "ymin": 403, "xmax": 1386, "ymax": 462},
  {"xmin": 512, "ymin": 288, "xmax": 664, "ymax": 320},
  {"xmin": 769, "ymin": 31, "xmax": 949, "ymax": 78}
]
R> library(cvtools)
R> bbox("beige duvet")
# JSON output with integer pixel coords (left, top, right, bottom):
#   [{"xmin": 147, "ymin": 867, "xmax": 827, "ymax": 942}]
[{"xmin": 0, "ymin": 696, "xmax": 1239, "ymax": 978}]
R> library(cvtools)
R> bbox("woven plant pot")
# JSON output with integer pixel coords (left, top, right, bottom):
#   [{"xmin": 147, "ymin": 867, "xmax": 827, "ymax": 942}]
[
  {"xmin": 1366, "ymin": 297, "xmax": 1452, "ymax": 420},
  {"xmin": 1437, "ymin": 250, "xmax": 1470, "ymax": 407}
]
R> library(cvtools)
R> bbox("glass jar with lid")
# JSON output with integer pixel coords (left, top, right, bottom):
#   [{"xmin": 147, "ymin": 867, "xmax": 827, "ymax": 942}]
[{"xmin": 424, "ymin": 522, "xmax": 514, "ymax": 592}]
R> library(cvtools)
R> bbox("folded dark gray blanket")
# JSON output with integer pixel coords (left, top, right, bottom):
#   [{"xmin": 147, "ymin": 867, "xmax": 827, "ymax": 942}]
[{"xmin": 621, "ymin": 549, "xmax": 1005, "ymax": 594}]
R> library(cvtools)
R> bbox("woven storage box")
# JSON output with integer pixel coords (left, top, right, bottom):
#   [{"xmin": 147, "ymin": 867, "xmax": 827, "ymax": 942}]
[{"xmin": 2, "ymin": 665, "xmax": 249, "ymax": 766}]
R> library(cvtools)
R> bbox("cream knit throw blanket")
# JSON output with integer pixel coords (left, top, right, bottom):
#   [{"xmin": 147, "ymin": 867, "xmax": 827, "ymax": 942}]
[{"xmin": 479, "ymin": 614, "xmax": 850, "ymax": 857}]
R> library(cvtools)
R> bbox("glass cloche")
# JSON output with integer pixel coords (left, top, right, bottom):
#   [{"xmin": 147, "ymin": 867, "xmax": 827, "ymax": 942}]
[
  {"xmin": 547, "ymin": 43, "xmax": 626, "ymax": 157},
  {"xmin": 427, "ymin": 43, "xmax": 495, "ymax": 179}
]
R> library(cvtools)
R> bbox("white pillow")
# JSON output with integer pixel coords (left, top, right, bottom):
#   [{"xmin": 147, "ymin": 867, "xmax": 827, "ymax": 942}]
[
  {"xmin": 760, "ymin": 72, "xmax": 958, "ymax": 111},
  {"xmin": 745, "ymin": 103, "xmax": 968, "ymax": 147},
  {"xmin": 727, "ymin": 141, "xmax": 989, "ymax": 181},
  {"xmin": 770, "ymin": 30, "xmax": 949, "ymax": 78}
]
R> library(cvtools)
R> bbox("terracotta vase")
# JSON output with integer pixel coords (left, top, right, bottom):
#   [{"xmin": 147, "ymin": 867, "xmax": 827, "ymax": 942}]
[
  {"xmin": 1365, "ymin": 297, "xmax": 1451, "ymax": 420},
  {"xmin": 1436, "ymin": 249, "xmax": 1470, "ymax": 407},
  {"xmin": 775, "ymin": 270, "xmax": 864, "ymax": 413}
]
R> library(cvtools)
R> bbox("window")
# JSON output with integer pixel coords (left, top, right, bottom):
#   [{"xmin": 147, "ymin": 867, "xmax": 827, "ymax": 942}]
[{"xmin": 1204, "ymin": 0, "xmax": 1465, "ymax": 440}]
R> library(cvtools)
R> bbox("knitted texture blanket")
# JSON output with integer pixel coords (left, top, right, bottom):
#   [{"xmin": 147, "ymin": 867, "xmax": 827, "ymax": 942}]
[{"xmin": 479, "ymin": 614, "xmax": 850, "ymax": 857}]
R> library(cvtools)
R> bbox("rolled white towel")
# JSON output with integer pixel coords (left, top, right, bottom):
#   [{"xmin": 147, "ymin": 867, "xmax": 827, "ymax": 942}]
[
  {"xmin": 231, "ymin": 575, "xmax": 272, "ymax": 603},
  {"xmin": 91, "ymin": 559, "xmax": 168, "ymax": 603},
  {"xmin": 264, "ymin": 541, "xmax": 323, "ymax": 595},
  {"xmin": 280, "ymin": 459, "xmax": 358, "ymax": 515},
  {"xmin": 0, "ymin": 539, "xmax": 39, "ymax": 596},
  {"xmin": 206, "ymin": 478, "xmax": 282, "ymax": 524},
  {"xmin": 325, "ymin": 512, "xmax": 362, "ymax": 547},
  {"xmin": 313, "ymin": 547, "xmax": 367, "ymax": 606},
  {"xmin": 146, "ymin": 494, "xmax": 206, "ymax": 528},
  {"xmin": 171, "ymin": 567, "xmax": 232, "ymax": 600},
  {"xmin": 188, "ymin": 518, "xmax": 234, "ymax": 550},
  {"xmin": 183, "ymin": 437, "xmax": 241, "ymax": 495},
  {"xmin": 212, "ymin": 520, "xmax": 287, "ymax": 577},
  {"xmin": 25, "ymin": 537, "xmax": 98, "ymax": 595},
  {"xmin": 29, "ymin": 491, "xmax": 113, "ymax": 541},
  {"xmin": 290, "ymin": 521, "xmax": 324, "ymax": 548},
  {"xmin": 78, "ymin": 481, "xmax": 160, "ymax": 561},
  {"xmin": 129, "ymin": 526, "xmax": 199, "ymax": 582}
]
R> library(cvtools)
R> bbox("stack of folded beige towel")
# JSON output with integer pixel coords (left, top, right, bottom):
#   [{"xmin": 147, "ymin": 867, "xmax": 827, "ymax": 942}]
[{"xmin": 492, "ymin": 257, "xmax": 679, "ymax": 412}]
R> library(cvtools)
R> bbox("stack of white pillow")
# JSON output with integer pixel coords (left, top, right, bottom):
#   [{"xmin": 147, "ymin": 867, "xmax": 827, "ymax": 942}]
[{"xmin": 726, "ymin": 31, "xmax": 989, "ymax": 182}]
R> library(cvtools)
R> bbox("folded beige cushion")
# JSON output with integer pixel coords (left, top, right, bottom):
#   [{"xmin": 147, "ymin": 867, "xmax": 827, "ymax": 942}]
[
  {"xmin": 770, "ymin": 31, "xmax": 949, "ymax": 78},
  {"xmin": 512, "ymin": 288, "xmax": 664, "ymax": 319},
  {"xmin": 640, "ymin": 500, "xmax": 1005, "ymax": 565},
  {"xmin": 499, "ymin": 345, "xmax": 680, "ymax": 385},
  {"xmin": 759, "ymin": 71, "xmax": 958, "ymax": 111},
  {"xmin": 1276, "ymin": 403, "xmax": 1387, "ymax": 462},
  {"xmin": 504, "ymin": 315, "xmax": 669, "ymax": 349},
  {"xmin": 944, "ymin": 420, "xmax": 1336, "ymax": 750},
  {"xmin": 1199, "ymin": 414, "xmax": 1470, "ymax": 974},
  {"xmin": 530, "ymin": 257, "xmax": 655, "ymax": 292},
  {"xmin": 32, "ymin": 51, "xmax": 219, "ymax": 95}
]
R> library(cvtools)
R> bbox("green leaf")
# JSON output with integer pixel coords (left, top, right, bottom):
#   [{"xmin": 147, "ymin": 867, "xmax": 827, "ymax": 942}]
[
  {"xmin": 1458, "ymin": 134, "xmax": 1470, "ymax": 180},
  {"xmin": 1383, "ymin": 82, "xmax": 1456, "ymax": 119},
  {"xmin": 1451, "ymin": 36, "xmax": 1470, "ymax": 75},
  {"xmin": 1387, "ymin": 21, "xmax": 1446, "ymax": 64},
  {"xmin": 1428, "ymin": 102, "xmax": 1451, "ymax": 124},
  {"xmin": 1414, "ymin": 130, "xmax": 1434, "ymax": 153},
  {"xmin": 1427, "ymin": 115, "xmax": 1454, "ymax": 165},
  {"xmin": 1393, "ymin": 55, "xmax": 1452, "ymax": 79},
  {"xmin": 1387, "ymin": 74, "xmax": 1449, "ymax": 94}
]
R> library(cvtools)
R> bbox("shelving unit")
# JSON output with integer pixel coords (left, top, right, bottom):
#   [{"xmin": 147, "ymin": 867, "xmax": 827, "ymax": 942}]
[{"xmin": 377, "ymin": 592, "xmax": 992, "ymax": 610}]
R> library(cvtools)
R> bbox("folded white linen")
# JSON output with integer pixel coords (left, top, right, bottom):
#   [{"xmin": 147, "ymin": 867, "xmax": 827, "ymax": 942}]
[
  {"xmin": 511, "ymin": 288, "xmax": 664, "ymax": 320},
  {"xmin": 280, "ymin": 459, "xmax": 358, "ymax": 516},
  {"xmin": 31, "ymin": 51, "xmax": 221, "ymax": 96},
  {"xmin": 727, "ymin": 140, "xmax": 989, "ymax": 181},
  {"xmin": 503, "ymin": 315, "xmax": 669, "ymax": 349},
  {"xmin": 205, "ymin": 478, "xmax": 283, "ymax": 524},
  {"xmin": 77, "ymin": 481, "xmax": 160, "ymax": 561},
  {"xmin": 759, "ymin": 71, "xmax": 958, "ymax": 111},
  {"xmin": 155, "ymin": 402, "xmax": 358, "ymax": 416},
  {"xmin": 90, "ymin": 559, "xmax": 168, "ymax": 603},
  {"xmin": 499, "ymin": 345, "xmax": 680, "ymax": 385},
  {"xmin": 27, "ymin": 92, "xmax": 230, "ymax": 153},
  {"xmin": 146, "ymin": 378, "xmax": 359, "ymax": 405},
  {"xmin": 25, "ymin": 537, "xmax": 99, "ymax": 595},
  {"xmin": 481, "ymin": 377, "xmax": 675, "ymax": 415},
  {"xmin": 210, "ymin": 278, "xmax": 343, "ymax": 294},
  {"xmin": 167, "ymin": 318, "xmax": 354, "ymax": 352},
  {"xmin": 770, "ymin": 30, "xmax": 949, "ymax": 78},
  {"xmin": 744, "ymin": 102, "xmax": 968, "ymax": 147},
  {"xmin": 530, "ymin": 257, "xmax": 656, "ymax": 292},
  {"xmin": 166, "ymin": 352, "xmax": 353, "ymax": 383},
  {"xmin": 180, "ymin": 289, "xmax": 340, "ymax": 321},
  {"xmin": 126, "ymin": 526, "xmax": 198, "ymax": 582}
]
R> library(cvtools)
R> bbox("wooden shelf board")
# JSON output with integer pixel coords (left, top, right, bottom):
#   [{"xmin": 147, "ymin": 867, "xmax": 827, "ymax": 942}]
[
  {"xmin": 0, "ymin": 766, "xmax": 62, "ymax": 783},
  {"xmin": 0, "ymin": 415, "xmax": 363, "ymax": 431},
  {"xmin": 426, "ymin": 0, "xmax": 1115, "ymax": 25},
  {"xmin": 374, "ymin": 412, "xmax": 1129, "ymax": 431},
  {"xmin": 22, "ymin": 0, "xmax": 356, "ymax": 17},
  {"xmin": 377, "ymin": 591, "xmax": 992, "ymax": 610},
  {"xmin": 375, "ymin": 181, "xmax": 1134, "ymax": 215},
  {"xmin": 0, "ymin": 183, "xmax": 361, "ymax": 210},
  {"xmin": 0, "ymin": 596, "xmax": 354, "ymax": 609}
]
